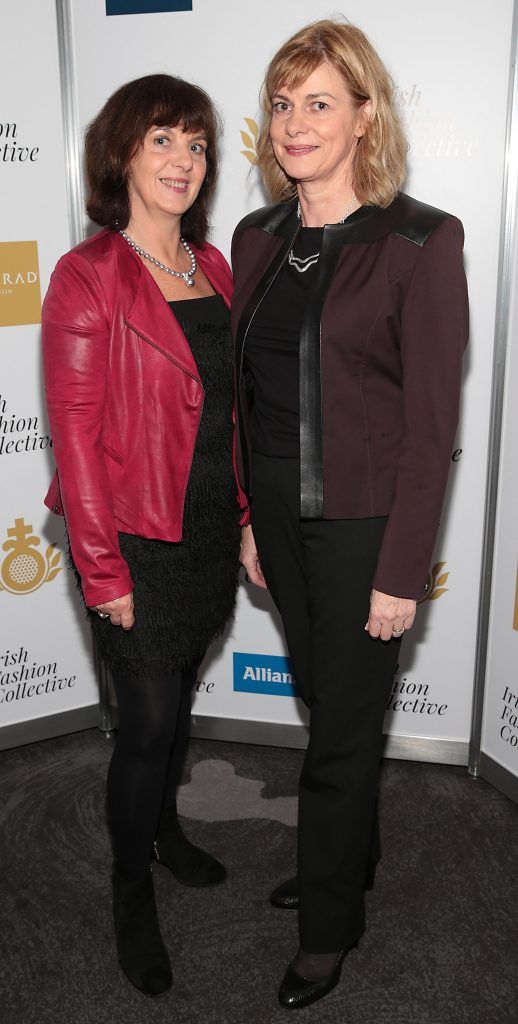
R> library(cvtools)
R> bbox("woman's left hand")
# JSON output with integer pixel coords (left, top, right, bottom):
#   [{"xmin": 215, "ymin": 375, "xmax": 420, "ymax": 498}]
[
  {"xmin": 365, "ymin": 589, "xmax": 416, "ymax": 640},
  {"xmin": 240, "ymin": 525, "xmax": 268, "ymax": 589}
]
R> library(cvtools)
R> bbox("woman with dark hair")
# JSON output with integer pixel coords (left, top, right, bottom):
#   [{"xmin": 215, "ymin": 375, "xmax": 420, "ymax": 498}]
[
  {"xmin": 233, "ymin": 19, "xmax": 468, "ymax": 1009},
  {"xmin": 42, "ymin": 74, "xmax": 247, "ymax": 997}
]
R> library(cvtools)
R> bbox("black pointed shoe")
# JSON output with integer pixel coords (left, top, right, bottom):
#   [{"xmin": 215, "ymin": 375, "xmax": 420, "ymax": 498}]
[
  {"xmin": 269, "ymin": 876, "xmax": 299, "ymax": 910},
  {"xmin": 270, "ymin": 862, "xmax": 377, "ymax": 911},
  {"xmin": 153, "ymin": 806, "xmax": 226, "ymax": 887},
  {"xmin": 278, "ymin": 943, "xmax": 359, "ymax": 1010},
  {"xmin": 113, "ymin": 868, "xmax": 172, "ymax": 997}
]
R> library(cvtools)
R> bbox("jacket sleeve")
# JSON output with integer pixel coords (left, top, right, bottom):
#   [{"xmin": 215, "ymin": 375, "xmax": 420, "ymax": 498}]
[
  {"xmin": 371, "ymin": 216, "xmax": 469, "ymax": 600},
  {"xmin": 42, "ymin": 251, "xmax": 133, "ymax": 607}
]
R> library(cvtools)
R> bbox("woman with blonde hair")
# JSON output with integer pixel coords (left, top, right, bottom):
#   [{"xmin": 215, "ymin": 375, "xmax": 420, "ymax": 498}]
[{"xmin": 233, "ymin": 18, "xmax": 468, "ymax": 1009}]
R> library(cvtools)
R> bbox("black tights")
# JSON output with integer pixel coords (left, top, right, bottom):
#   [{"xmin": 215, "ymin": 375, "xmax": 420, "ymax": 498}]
[{"xmin": 107, "ymin": 662, "xmax": 198, "ymax": 881}]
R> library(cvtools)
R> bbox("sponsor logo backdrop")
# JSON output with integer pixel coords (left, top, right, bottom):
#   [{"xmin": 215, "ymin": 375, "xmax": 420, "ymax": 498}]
[
  {"xmin": 0, "ymin": 0, "xmax": 99, "ymax": 730},
  {"xmin": 0, "ymin": 242, "xmax": 41, "ymax": 327},
  {"xmin": 1, "ymin": 0, "xmax": 515, "ymax": 755}
]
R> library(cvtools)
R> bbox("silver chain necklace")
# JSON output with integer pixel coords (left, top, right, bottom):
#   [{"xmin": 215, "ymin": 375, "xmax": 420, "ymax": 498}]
[
  {"xmin": 119, "ymin": 230, "xmax": 197, "ymax": 287},
  {"xmin": 288, "ymin": 197, "xmax": 359, "ymax": 273}
]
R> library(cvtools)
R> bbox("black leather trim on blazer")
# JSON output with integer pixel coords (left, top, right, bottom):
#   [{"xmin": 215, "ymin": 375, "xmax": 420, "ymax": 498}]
[
  {"xmin": 299, "ymin": 228, "xmax": 346, "ymax": 518},
  {"xmin": 233, "ymin": 193, "xmax": 449, "ymax": 513},
  {"xmin": 234, "ymin": 208, "xmax": 300, "ymax": 495},
  {"xmin": 236, "ymin": 193, "xmax": 448, "ymax": 247},
  {"xmin": 233, "ymin": 198, "xmax": 298, "ymax": 237}
]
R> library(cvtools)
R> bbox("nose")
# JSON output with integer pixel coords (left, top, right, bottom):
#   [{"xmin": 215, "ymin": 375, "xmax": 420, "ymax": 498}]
[
  {"xmin": 171, "ymin": 140, "xmax": 193, "ymax": 172},
  {"xmin": 285, "ymin": 107, "xmax": 309, "ymax": 137}
]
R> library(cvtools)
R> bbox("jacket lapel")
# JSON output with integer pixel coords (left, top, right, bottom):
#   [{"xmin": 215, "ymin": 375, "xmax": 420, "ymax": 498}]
[
  {"xmin": 233, "ymin": 203, "xmax": 300, "ymax": 372},
  {"xmin": 231, "ymin": 203, "xmax": 300, "ymax": 496},
  {"xmin": 122, "ymin": 237, "xmax": 231, "ymax": 381},
  {"xmin": 197, "ymin": 247, "xmax": 233, "ymax": 306}
]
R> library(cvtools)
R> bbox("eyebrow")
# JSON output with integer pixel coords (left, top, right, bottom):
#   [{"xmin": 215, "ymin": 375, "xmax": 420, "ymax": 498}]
[
  {"xmin": 272, "ymin": 91, "xmax": 337, "ymax": 102},
  {"xmin": 152, "ymin": 125, "xmax": 207, "ymax": 140}
]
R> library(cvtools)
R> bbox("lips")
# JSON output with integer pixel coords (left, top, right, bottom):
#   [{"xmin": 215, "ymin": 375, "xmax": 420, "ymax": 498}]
[
  {"xmin": 159, "ymin": 178, "xmax": 189, "ymax": 191},
  {"xmin": 284, "ymin": 146, "xmax": 318, "ymax": 156}
]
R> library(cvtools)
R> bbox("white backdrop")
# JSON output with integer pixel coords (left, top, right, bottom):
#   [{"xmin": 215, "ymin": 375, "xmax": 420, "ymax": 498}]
[
  {"xmin": 0, "ymin": 0, "xmax": 99, "ymax": 734},
  {"xmin": 0, "ymin": 0, "xmax": 515, "ymax": 758}
]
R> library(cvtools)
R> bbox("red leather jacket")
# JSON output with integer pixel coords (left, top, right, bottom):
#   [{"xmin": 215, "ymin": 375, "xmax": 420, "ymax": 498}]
[{"xmin": 43, "ymin": 229, "xmax": 248, "ymax": 607}]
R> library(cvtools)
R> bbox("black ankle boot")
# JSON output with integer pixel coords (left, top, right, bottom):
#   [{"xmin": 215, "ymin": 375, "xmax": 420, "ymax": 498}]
[
  {"xmin": 153, "ymin": 805, "xmax": 226, "ymax": 887},
  {"xmin": 113, "ymin": 868, "xmax": 172, "ymax": 996}
]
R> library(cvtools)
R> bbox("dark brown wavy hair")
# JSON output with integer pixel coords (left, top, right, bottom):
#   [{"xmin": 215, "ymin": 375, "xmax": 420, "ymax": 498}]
[{"xmin": 85, "ymin": 74, "xmax": 220, "ymax": 247}]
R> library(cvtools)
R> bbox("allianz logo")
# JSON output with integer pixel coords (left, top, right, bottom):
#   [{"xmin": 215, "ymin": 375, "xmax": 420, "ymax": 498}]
[
  {"xmin": 242, "ymin": 664, "xmax": 295, "ymax": 685},
  {"xmin": 233, "ymin": 652, "xmax": 296, "ymax": 696}
]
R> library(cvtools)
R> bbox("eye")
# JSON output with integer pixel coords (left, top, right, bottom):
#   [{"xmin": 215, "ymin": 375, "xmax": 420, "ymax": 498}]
[
  {"xmin": 312, "ymin": 101, "xmax": 329, "ymax": 112},
  {"xmin": 189, "ymin": 142, "xmax": 206, "ymax": 155},
  {"xmin": 272, "ymin": 101, "xmax": 291, "ymax": 113},
  {"xmin": 154, "ymin": 134, "xmax": 170, "ymax": 146}
]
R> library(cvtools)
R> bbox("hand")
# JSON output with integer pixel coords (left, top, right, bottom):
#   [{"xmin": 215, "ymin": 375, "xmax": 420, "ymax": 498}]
[
  {"xmin": 365, "ymin": 588, "xmax": 416, "ymax": 641},
  {"xmin": 240, "ymin": 525, "xmax": 267, "ymax": 589},
  {"xmin": 94, "ymin": 592, "xmax": 135, "ymax": 630}
]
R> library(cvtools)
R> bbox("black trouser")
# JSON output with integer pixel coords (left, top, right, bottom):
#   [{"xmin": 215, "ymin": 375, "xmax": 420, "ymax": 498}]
[
  {"xmin": 107, "ymin": 661, "xmax": 199, "ymax": 880},
  {"xmin": 251, "ymin": 454, "xmax": 400, "ymax": 952}
]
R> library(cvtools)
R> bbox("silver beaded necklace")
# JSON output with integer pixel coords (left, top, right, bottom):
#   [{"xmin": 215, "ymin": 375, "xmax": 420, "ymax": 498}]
[
  {"xmin": 119, "ymin": 230, "xmax": 197, "ymax": 288},
  {"xmin": 288, "ymin": 197, "xmax": 359, "ymax": 273}
]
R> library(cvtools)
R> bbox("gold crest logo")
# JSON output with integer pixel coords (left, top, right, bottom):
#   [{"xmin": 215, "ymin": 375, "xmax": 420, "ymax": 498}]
[
  {"xmin": 0, "ymin": 241, "xmax": 41, "ymax": 327},
  {"xmin": 418, "ymin": 561, "xmax": 449, "ymax": 605},
  {"xmin": 0, "ymin": 518, "xmax": 62, "ymax": 595},
  {"xmin": 240, "ymin": 118, "xmax": 259, "ymax": 165}
]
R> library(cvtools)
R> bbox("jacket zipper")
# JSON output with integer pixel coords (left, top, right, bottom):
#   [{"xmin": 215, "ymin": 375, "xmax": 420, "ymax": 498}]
[
  {"xmin": 124, "ymin": 318, "xmax": 205, "ymax": 538},
  {"xmin": 123, "ymin": 319, "xmax": 203, "ymax": 385},
  {"xmin": 178, "ymin": 387, "xmax": 205, "ymax": 535},
  {"xmin": 238, "ymin": 221, "xmax": 301, "ymax": 491}
]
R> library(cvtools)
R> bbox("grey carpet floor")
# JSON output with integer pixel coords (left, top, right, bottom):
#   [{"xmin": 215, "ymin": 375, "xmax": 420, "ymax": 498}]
[{"xmin": 0, "ymin": 730, "xmax": 516, "ymax": 1024}]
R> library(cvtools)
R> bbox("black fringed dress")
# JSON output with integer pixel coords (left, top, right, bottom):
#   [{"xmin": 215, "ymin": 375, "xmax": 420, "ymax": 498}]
[{"xmin": 88, "ymin": 293, "xmax": 241, "ymax": 675}]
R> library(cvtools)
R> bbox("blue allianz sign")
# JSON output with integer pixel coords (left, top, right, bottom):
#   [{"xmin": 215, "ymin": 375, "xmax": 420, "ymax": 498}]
[
  {"xmin": 106, "ymin": 1, "xmax": 192, "ymax": 15},
  {"xmin": 233, "ymin": 652, "xmax": 297, "ymax": 697}
]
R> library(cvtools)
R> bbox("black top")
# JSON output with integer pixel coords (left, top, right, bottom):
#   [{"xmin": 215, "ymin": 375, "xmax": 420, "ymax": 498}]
[
  {"xmin": 169, "ymin": 291, "xmax": 229, "ymax": 329},
  {"xmin": 244, "ymin": 227, "xmax": 323, "ymax": 457},
  {"xmin": 88, "ymin": 290, "xmax": 240, "ymax": 675}
]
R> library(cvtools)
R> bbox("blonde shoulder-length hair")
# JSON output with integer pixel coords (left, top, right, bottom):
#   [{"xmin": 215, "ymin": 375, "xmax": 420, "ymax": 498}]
[{"xmin": 256, "ymin": 19, "xmax": 407, "ymax": 208}]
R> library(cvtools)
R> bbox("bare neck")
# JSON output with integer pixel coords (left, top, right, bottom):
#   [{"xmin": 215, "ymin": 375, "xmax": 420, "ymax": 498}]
[
  {"xmin": 124, "ymin": 208, "xmax": 185, "ymax": 265},
  {"xmin": 297, "ymin": 177, "xmax": 357, "ymax": 228}
]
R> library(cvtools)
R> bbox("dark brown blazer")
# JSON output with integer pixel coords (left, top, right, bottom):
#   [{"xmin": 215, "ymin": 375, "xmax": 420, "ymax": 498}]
[{"xmin": 231, "ymin": 194, "xmax": 469, "ymax": 600}]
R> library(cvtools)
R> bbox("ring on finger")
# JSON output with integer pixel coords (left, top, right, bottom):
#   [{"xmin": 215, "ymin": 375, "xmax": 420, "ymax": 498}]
[
  {"xmin": 97, "ymin": 611, "xmax": 110, "ymax": 619},
  {"xmin": 392, "ymin": 627, "xmax": 404, "ymax": 637}
]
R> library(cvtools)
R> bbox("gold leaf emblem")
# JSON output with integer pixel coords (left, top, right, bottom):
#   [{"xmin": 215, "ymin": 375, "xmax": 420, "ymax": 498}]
[
  {"xmin": 240, "ymin": 117, "xmax": 259, "ymax": 165},
  {"xmin": 418, "ymin": 560, "xmax": 449, "ymax": 605},
  {"xmin": 0, "ymin": 517, "xmax": 62, "ymax": 595}
]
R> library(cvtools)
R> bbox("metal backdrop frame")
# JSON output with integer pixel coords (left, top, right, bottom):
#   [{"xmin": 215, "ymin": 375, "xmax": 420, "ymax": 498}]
[
  {"xmin": 55, "ymin": 0, "xmax": 84, "ymax": 247},
  {"xmin": 1, "ymin": 0, "xmax": 511, "ymax": 771},
  {"xmin": 468, "ymin": 1, "xmax": 518, "ymax": 797}
]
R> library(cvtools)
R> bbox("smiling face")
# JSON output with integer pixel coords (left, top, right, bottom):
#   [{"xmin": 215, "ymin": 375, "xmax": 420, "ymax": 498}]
[
  {"xmin": 127, "ymin": 124, "xmax": 208, "ymax": 223},
  {"xmin": 269, "ymin": 62, "xmax": 370, "ymax": 193}
]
